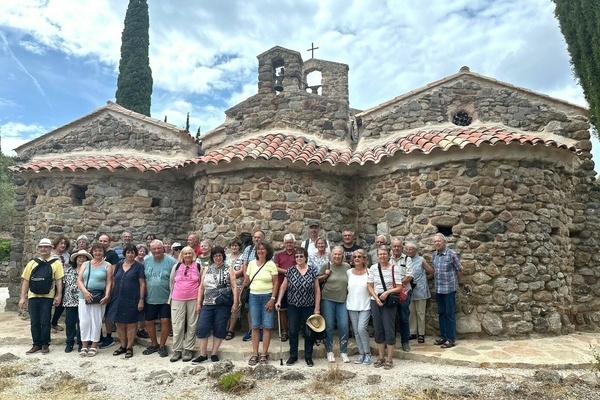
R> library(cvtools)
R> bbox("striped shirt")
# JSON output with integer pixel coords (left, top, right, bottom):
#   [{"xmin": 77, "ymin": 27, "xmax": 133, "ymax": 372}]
[{"xmin": 432, "ymin": 247, "xmax": 462, "ymax": 294}]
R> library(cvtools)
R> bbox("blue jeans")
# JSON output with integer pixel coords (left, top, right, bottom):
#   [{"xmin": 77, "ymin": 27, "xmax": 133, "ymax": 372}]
[
  {"xmin": 287, "ymin": 305, "xmax": 315, "ymax": 359},
  {"xmin": 65, "ymin": 306, "xmax": 81, "ymax": 346},
  {"xmin": 321, "ymin": 299, "xmax": 349, "ymax": 353},
  {"xmin": 436, "ymin": 292, "xmax": 456, "ymax": 342},
  {"xmin": 249, "ymin": 293, "xmax": 274, "ymax": 329},
  {"xmin": 28, "ymin": 297, "xmax": 53, "ymax": 347},
  {"xmin": 397, "ymin": 291, "xmax": 412, "ymax": 344}
]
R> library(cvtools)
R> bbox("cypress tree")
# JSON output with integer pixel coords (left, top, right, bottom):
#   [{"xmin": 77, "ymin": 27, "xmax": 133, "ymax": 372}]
[
  {"xmin": 185, "ymin": 112, "xmax": 190, "ymax": 132},
  {"xmin": 554, "ymin": 0, "xmax": 600, "ymax": 129},
  {"xmin": 115, "ymin": 0, "xmax": 153, "ymax": 117}
]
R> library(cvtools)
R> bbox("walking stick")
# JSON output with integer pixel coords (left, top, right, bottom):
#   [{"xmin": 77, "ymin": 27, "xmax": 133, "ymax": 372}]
[{"xmin": 277, "ymin": 309, "xmax": 283, "ymax": 365}]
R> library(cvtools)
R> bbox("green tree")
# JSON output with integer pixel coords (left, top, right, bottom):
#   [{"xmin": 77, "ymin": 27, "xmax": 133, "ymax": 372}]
[
  {"xmin": 115, "ymin": 0, "xmax": 153, "ymax": 117},
  {"xmin": 185, "ymin": 112, "xmax": 190, "ymax": 132},
  {"xmin": 553, "ymin": 0, "xmax": 600, "ymax": 129}
]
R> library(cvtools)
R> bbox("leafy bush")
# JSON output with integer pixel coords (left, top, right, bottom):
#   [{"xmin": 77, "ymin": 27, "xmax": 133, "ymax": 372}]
[
  {"xmin": 217, "ymin": 371, "xmax": 247, "ymax": 394},
  {"xmin": 0, "ymin": 239, "xmax": 10, "ymax": 261}
]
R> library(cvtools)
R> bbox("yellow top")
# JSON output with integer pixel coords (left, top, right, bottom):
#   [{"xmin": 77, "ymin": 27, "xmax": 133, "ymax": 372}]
[{"xmin": 21, "ymin": 258, "xmax": 64, "ymax": 299}]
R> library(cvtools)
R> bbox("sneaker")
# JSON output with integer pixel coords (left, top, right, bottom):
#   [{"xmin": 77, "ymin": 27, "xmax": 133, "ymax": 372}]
[
  {"xmin": 41, "ymin": 345, "xmax": 50, "ymax": 354},
  {"xmin": 341, "ymin": 353, "xmax": 350, "ymax": 363},
  {"xmin": 170, "ymin": 351, "xmax": 182, "ymax": 362},
  {"xmin": 327, "ymin": 352, "xmax": 335, "ymax": 363},
  {"xmin": 242, "ymin": 330, "xmax": 252, "ymax": 341},
  {"xmin": 402, "ymin": 343, "xmax": 410, "ymax": 352},
  {"xmin": 354, "ymin": 354, "xmax": 365, "ymax": 364},
  {"xmin": 99, "ymin": 336, "xmax": 115, "ymax": 349},
  {"xmin": 305, "ymin": 358, "xmax": 314, "ymax": 367},
  {"xmin": 363, "ymin": 354, "xmax": 372, "ymax": 365},
  {"xmin": 65, "ymin": 343, "xmax": 74, "ymax": 353},
  {"xmin": 158, "ymin": 346, "xmax": 169, "ymax": 357},
  {"xmin": 136, "ymin": 329, "xmax": 150, "ymax": 339},
  {"xmin": 210, "ymin": 355, "xmax": 219, "ymax": 362},
  {"xmin": 182, "ymin": 350, "xmax": 194, "ymax": 362}
]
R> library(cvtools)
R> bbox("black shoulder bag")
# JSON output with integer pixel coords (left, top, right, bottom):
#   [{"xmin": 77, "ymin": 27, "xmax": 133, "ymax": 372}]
[{"xmin": 377, "ymin": 263, "xmax": 400, "ymax": 307}]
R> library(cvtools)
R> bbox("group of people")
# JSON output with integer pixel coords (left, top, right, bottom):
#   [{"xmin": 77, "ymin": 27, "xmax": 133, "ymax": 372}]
[{"xmin": 18, "ymin": 220, "xmax": 463, "ymax": 369}]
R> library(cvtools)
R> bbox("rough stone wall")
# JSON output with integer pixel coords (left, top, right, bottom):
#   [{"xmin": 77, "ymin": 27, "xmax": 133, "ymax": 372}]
[
  {"xmin": 356, "ymin": 158, "xmax": 580, "ymax": 337},
  {"xmin": 257, "ymin": 47, "xmax": 304, "ymax": 95},
  {"xmin": 303, "ymin": 59, "xmax": 349, "ymax": 105},
  {"xmin": 359, "ymin": 77, "xmax": 589, "ymax": 141},
  {"xmin": 189, "ymin": 169, "xmax": 358, "ymax": 248},
  {"xmin": 18, "ymin": 112, "xmax": 195, "ymax": 160},
  {"xmin": 221, "ymin": 92, "xmax": 350, "ymax": 140},
  {"xmin": 6, "ymin": 171, "xmax": 194, "ymax": 311}
]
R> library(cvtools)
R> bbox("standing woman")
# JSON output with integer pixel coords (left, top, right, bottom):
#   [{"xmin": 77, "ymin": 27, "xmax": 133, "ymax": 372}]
[
  {"xmin": 275, "ymin": 247, "xmax": 320, "ymax": 367},
  {"xmin": 308, "ymin": 237, "xmax": 329, "ymax": 269},
  {"xmin": 193, "ymin": 246, "xmax": 238, "ymax": 363},
  {"xmin": 77, "ymin": 243, "xmax": 114, "ymax": 357},
  {"xmin": 63, "ymin": 249, "xmax": 91, "ymax": 353},
  {"xmin": 318, "ymin": 246, "xmax": 351, "ymax": 363},
  {"xmin": 170, "ymin": 246, "xmax": 201, "ymax": 362},
  {"xmin": 367, "ymin": 245, "xmax": 403, "ymax": 370},
  {"xmin": 405, "ymin": 242, "xmax": 434, "ymax": 343},
  {"xmin": 346, "ymin": 249, "xmax": 372, "ymax": 365},
  {"xmin": 135, "ymin": 244, "xmax": 148, "ymax": 264},
  {"xmin": 242, "ymin": 240, "xmax": 279, "ymax": 366},
  {"xmin": 51, "ymin": 236, "xmax": 71, "ymax": 333},
  {"xmin": 107, "ymin": 245, "xmax": 146, "ymax": 359},
  {"xmin": 225, "ymin": 237, "xmax": 244, "ymax": 340}
]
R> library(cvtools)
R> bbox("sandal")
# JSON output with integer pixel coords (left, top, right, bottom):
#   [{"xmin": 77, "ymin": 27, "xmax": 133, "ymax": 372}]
[
  {"xmin": 87, "ymin": 348, "xmax": 98, "ymax": 357},
  {"xmin": 113, "ymin": 347, "xmax": 127, "ymax": 356},
  {"xmin": 259, "ymin": 354, "xmax": 269, "ymax": 364},
  {"xmin": 383, "ymin": 360, "xmax": 394, "ymax": 370},
  {"xmin": 440, "ymin": 340, "xmax": 456, "ymax": 349},
  {"xmin": 248, "ymin": 355, "xmax": 259, "ymax": 366},
  {"xmin": 225, "ymin": 331, "xmax": 234, "ymax": 340},
  {"xmin": 79, "ymin": 348, "xmax": 89, "ymax": 357},
  {"xmin": 281, "ymin": 332, "xmax": 288, "ymax": 342},
  {"xmin": 125, "ymin": 348, "xmax": 133, "ymax": 358}
]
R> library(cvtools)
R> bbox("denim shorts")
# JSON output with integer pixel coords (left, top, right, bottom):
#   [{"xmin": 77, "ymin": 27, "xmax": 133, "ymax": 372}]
[
  {"xmin": 249, "ymin": 293, "xmax": 274, "ymax": 329},
  {"xmin": 197, "ymin": 304, "xmax": 230, "ymax": 339}
]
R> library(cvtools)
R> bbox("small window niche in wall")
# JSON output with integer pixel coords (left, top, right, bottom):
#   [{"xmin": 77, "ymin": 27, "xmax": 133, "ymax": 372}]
[
  {"xmin": 151, "ymin": 197, "xmax": 161, "ymax": 207},
  {"xmin": 436, "ymin": 225, "xmax": 453, "ymax": 237},
  {"xmin": 71, "ymin": 184, "xmax": 88, "ymax": 206},
  {"xmin": 306, "ymin": 70, "xmax": 322, "ymax": 95},
  {"xmin": 273, "ymin": 59, "xmax": 285, "ymax": 93}
]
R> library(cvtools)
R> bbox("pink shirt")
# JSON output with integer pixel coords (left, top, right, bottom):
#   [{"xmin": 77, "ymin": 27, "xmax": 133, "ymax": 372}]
[{"xmin": 171, "ymin": 261, "xmax": 201, "ymax": 301}]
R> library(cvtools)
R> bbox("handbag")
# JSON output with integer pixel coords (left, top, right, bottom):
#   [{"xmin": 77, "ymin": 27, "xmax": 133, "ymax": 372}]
[
  {"xmin": 241, "ymin": 262, "xmax": 266, "ymax": 304},
  {"xmin": 319, "ymin": 262, "xmax": 331, "ymax": 292},
  {"xmin": 377, "ymin": 263, "xmax": 405, "ymax": 307},
  {"xmin": 212, "ymin": 266, "xmax": 234, "ymax": 306},
  {"xmin": 85, "ymin": 262, "xmax": 105, "ymax": 304}
]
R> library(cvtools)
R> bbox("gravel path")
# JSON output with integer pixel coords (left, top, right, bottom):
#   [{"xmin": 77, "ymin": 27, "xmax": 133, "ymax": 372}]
[{"xmin": 1, "ymin": 343, "xmax": 599, "ymax": 400}]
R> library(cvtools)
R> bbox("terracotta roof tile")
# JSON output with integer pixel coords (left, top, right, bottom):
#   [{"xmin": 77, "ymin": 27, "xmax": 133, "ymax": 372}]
[{"xmin": 11, "ymin": 126, "xmax": 578, "ymax": 173}]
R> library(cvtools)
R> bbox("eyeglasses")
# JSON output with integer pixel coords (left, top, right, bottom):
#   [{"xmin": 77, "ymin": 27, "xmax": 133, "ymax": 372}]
[{"xmin": 213, "ymin": 254, "xmax": 224, "ymax": 258}]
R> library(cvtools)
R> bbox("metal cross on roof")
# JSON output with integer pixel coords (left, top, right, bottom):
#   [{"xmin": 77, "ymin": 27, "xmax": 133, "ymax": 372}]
[{"xmin": 307, "ymin": 42, "xmax": 319, "ymax": 59}]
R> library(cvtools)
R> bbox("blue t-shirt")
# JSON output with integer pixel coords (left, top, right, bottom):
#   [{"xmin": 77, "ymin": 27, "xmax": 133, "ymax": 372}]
[{"xmin": 144, "ymin": 255, "xmax": 177, "ymax": 304}]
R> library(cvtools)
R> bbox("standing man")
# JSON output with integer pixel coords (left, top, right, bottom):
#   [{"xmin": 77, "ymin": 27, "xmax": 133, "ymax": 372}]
[
  {"xmin": 368, "ymin": 235, "xmax": 387, "ymax": 266},
  {"xmin": 301, "ymin": 220, "xmax": 330, "ymax": 257},
  {"xmin": 390, "ymin": 238, "xmax": 414, "ymax": 352},
  {"xmin": 273, "ymin": 233, "xmax": 296, "ymax": 342},
  {"xmin": 19, "ymin": 238, "xmax": 64, "ymax": 354},
  {"xmin": 240, "ymin": 229, "xmax": 265, "ymax": 341},
  {"xmin": 341, "ymin": 230, "xmax": 361, "ymax": 266},
  {"xmin": 114, "ymin": 230, "xmax": 134, "ymax": 262},
  {"xmin": 143, "ymin": 239, "xmax": 177, "ymax": 357},
  {"xmin": 98, "ymin": 233, "xmax": 120, "ymax": 349},
  {"xmin": 432, "ymin": 233, "xmax": 463, "ymax": 348},
  {"xmin": 187, "ymin": 233, "xmax": 201, "ymax": 257}
]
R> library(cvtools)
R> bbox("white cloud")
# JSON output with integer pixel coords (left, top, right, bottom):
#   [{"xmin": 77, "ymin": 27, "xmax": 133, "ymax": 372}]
[{"xmin": 1, "ymin": 121, "xmax": 48, "ymax": 155}]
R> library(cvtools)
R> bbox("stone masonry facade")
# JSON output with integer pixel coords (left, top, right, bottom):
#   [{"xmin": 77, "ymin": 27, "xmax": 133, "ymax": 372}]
[{"xmin": 6, "ymin": 46, "xmax": 600, "ymax": 339}]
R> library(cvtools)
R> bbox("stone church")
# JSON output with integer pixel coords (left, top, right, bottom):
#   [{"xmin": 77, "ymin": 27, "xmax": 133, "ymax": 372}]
[{"xmin": 6, "ymin": 46, "xmax": 600, "ymax": 338}]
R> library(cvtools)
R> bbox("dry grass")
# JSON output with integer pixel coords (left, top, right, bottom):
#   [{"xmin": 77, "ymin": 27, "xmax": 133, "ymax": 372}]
[
  {"xmin": 301, "ymin": 364, "xmax": 356, "ymax": 396},
  {"xmin": 0, "ymin": 363, "xmax": 25, "ymax": 392}
]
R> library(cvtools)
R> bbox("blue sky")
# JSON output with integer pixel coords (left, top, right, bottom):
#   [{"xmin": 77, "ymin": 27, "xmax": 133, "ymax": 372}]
[{"xmin": 0, "ymin": 0, "xmax": 597, "ymax": 171}]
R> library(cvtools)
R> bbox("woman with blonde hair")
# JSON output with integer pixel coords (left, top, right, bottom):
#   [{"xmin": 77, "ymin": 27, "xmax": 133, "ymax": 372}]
[
  {"xmin": 169, "ymin": 246, "xmax": 201, "ymax": 362},
  {"xmin": 347, "ymin": 248, "xmax": 372, "ymax": 364}
]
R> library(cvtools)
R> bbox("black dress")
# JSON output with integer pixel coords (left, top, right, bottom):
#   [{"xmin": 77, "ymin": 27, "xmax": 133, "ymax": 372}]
[{"xmin": 107, "ymin": 261, "xmax": 145, "ymax": 323}]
